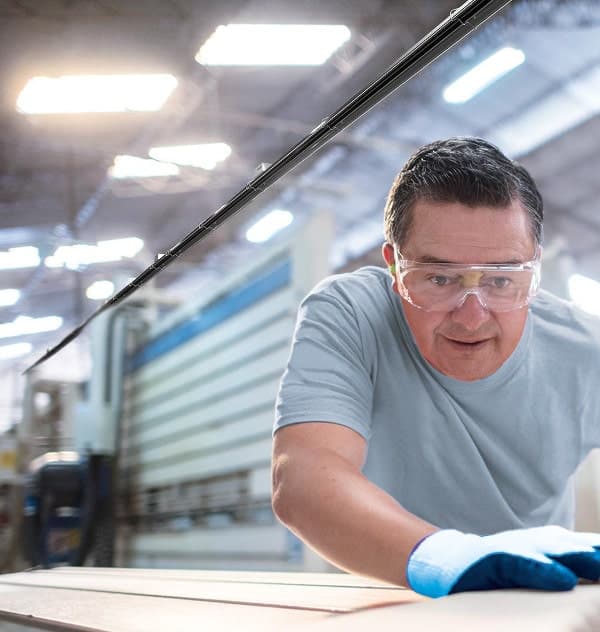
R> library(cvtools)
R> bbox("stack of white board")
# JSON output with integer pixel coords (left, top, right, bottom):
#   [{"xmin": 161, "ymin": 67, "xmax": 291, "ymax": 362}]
[{"xmin": 0, "ymin": 568, "xmax": 598, "ymax": 631}]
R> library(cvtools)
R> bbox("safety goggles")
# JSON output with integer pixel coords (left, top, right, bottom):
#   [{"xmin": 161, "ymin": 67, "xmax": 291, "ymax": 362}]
[{"xmin": 393, "ymin": 248, "xmax": 541, "ymax": 312}]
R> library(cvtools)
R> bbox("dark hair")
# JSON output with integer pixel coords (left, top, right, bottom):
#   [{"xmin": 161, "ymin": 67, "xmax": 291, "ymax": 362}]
[{"xmin": 383, "ymin": 137, "xmax": 543, "ymax": 248}]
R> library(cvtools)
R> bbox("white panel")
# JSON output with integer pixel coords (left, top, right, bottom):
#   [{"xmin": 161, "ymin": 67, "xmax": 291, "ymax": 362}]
[
  {"xmin": 127, "ymin": 288, "xmax": 294, "ymax": 390},
  {"xmin": 128, "ymin": 346, "xmax": 289, "ymax": 428},
  {"xmin": 125, "ymin": 409, "xmax": 274, "ymax": 467},
  {"xmin": 128, "ymin": 316, "xmax": 293, "ymax": 409},
  {"xmin": 249, "ymin": 466, "xmax": 273, "ymax": 497},
  {"xmin": 128, "ymin": 378, "xmax": 280, "ymax": 447},
  {"xmin": 137, "ymin": 437, "xmax": 273, "ymax": 487},
  {"xmin": 129, "ymin": 523, "xmax": 288, "ymax": 556}
]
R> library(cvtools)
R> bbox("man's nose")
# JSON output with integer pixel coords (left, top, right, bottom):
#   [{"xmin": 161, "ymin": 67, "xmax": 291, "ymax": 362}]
[{"xmin": 450, "ymin": 292, "xmax": 490, "ymax": 331}]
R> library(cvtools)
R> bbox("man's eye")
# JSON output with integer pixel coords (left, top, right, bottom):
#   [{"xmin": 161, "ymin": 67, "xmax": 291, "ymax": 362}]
[
  {"xmin": 489, "ymin": 276, "xmax": 511, "ymax": 289},
  {"xmin": 429, "ymin": 275, "xmax": 452, "ymax": 286}
]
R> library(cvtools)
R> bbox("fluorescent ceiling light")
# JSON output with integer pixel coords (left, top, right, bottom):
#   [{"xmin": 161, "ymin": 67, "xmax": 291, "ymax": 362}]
[
  {"xmin": 196, "ymin": 24, "xmax": 351, "ymax": 66},
  {"xmin": 0, "ymin": 289, "xmax": 20, "ymax": 307},
  {"xmin": 0, "ymin": 315, "xmax": 63, "ymax": 340},
  {"xmin": 443, "ymin": 47, "xmax": 525, "ymax": 104},
  {"xmin": 17, "ymin": 74, "xmax": 177, "ymax": 114},
  {"xmin": 86, "ymin": 280, "xmax": 114, "ymax": 300},
  {"xmin": 246, "ymin": 209, "xmax": 293, "ymax": 243},
  {"xmin": 99, "ymin": 237, "xmax": 144, "ymax": 258},
  {"xmin": 0, "ymin": 246, "xmax": 40, "ymax": 270},
  {"xmin": 109, "ymin": 155, "xmax": 179, "ymax": 179},
  {"xmin": 0, "ymin": 342, "xmax": 32, "ymax": 360},
  {"xmin": 149, "ymin": 143, "xmax": 232, "ymax": 170},
  {"xmin": 568, "ymin": 273, "xmax": 600, "ymax": 316},
  {"xmin": 45, "ymin": 237, "xmax": 144, "ymax": 270}
]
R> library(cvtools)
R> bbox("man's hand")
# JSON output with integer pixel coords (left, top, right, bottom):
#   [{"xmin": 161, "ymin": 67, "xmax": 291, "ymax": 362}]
[{"xmin": 407, "ymin": 526, "xmax": 600, "ymax": 598}]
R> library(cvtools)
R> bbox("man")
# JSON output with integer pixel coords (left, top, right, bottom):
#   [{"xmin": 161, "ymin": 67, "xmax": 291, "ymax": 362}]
[{"xmin": 271, "ymin": 137, "xmax": 600, "ymax": 598}]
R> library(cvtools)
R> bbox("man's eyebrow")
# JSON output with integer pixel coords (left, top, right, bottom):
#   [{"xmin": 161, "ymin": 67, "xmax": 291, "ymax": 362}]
[
  {"xmin": 415, "ymin": 255, "xmax": 456, "ymax": 264},
  {"xmin": 414, "ymin": 255, "xmax": 526, "ymax": 265}
]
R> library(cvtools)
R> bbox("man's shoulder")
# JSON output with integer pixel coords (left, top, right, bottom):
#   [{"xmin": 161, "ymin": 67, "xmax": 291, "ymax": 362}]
[
  {"xmin": 531, "ymin": 288, "xmax": 600, "ymax": 347},
  {"xmin": 302, "ymin": 266, "xmax": 395, "ymax": 323},
  {"xmin": 530, "ymin": 288, "xmax": 572, "ymax": 318},
  {"xmin": 309, "ymin": 266, "xmax": 391, "ymax": 302}
]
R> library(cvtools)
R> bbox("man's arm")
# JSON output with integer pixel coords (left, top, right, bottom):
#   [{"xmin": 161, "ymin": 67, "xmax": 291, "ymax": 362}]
[
  {"xmin": 271, "ymin": 421, "xmax": 438, "ymax": 587},
  {"xmin": 272, "ymin": 422, "xmax": 600, "ymax": 597}
]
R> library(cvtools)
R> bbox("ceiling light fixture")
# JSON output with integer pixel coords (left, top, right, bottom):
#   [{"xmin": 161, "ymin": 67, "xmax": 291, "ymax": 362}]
[
  {"xmin": 0, "ymin": 289, "xmax": 21, "ymax": 307},
  {"xmin": 0, "ymin": 246, "xmax": 40, "ymax": 271},
  {"xmin": 86, "ymin": 280, "xmax": 115, "ymax": 300},
  {"xmin": 0, "ymin": 342, "xmax": 33, "ymax": 360},
  {"xmin": 99, "ymin": 237, "xmax": 144, "ymax": 258},
  {"xmin": 196, "ymin": 24, "xmax": 351, "ymax": 66},
  {"xmin": 149, "ymin": 143, "xmax": 232, "ymax": 170},
  {"xmin": 45, "ymin": 237, "xmax": 144, "ymax": 270},
  {"xmin": 568, "ymin": 273, "xmax": 600, "ymax": 316},
  {"xmin": 108, "ymin": 155, "xmax": 179, "ymax": 179},
  {"xmin": 17, "ymin": 74, "xmax": 178, "ymax": 114},
  {"xmin": 0, "ymin": 315, "xmax": 63, "ymax": 340},
  {"xmin": 443, "ymin": 47, "xmax": 525, "ymax": 104},
  {"xmin": 246, "ymin": 209, "xmax": 294, "ymax": 243}
]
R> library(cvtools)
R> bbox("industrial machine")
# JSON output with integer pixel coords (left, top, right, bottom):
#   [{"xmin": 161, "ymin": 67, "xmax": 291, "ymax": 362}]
[
  {"xmin": 11, "ymin": 213, "xmax": 335, "ymax": 573},
  {"xmin": 114, "ymin": 213, "xmax": 334, "ymax": 571}
]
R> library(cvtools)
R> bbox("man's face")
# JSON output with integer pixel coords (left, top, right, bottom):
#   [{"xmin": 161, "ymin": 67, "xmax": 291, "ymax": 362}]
[{"xmin": 382, "ymin": 198, "xmax": 537, "ymax": 381}]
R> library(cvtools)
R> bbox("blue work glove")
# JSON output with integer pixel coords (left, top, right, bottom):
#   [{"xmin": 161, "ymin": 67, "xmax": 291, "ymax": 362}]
[{"xmin": 407, "ymin": 526, "xmax": 600, "ymax": 598}]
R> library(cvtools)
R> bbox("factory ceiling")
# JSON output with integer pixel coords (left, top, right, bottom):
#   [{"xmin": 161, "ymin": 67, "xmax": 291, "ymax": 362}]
[{"xmin": 1, "ymin": 0, "xmax": 600, "ymax": 369}]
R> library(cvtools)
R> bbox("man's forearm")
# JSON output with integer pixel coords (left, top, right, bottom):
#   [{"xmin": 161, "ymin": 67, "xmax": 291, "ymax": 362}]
[{"xmin": 272, "ymin": 449, "xmax": 438, "ymax": 586}]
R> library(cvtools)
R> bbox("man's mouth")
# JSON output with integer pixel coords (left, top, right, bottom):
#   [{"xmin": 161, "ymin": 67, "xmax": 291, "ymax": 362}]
[{"xmin": 444, "ymin": 337, "xmax": 490, "ymax": 350}]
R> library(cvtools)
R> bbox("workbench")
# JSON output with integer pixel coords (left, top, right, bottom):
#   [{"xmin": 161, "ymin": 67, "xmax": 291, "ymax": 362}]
[{"xmin": 0, "ymin": 568, "xmax": 598, "ymax": 631}]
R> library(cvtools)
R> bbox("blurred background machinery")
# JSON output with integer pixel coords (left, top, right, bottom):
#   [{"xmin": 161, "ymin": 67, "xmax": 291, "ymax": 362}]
[{"xmin": 10, "ymin": 214, "xmax": 336, "ymax": 572}]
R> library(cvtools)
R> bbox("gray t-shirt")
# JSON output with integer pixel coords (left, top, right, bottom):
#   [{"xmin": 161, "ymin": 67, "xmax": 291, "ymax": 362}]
[{"xmin": 274, "ymin": 266, "xmax": 600, "ymax": 535}]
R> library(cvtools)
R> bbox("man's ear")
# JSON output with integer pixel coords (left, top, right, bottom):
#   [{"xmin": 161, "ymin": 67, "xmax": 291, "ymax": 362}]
[
  {"xmin": 381, "ymin": 243, "xmax": 399, "ymax": 294},
  {"xmin": 382, "ymin": 242, "xmax": 395, "ymax": 268}
]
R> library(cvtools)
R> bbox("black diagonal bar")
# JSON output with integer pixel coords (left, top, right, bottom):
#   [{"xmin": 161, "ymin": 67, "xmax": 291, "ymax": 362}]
[{"xmin": 25, "ymin": 0, "xmax": 513, "ymax": 373}]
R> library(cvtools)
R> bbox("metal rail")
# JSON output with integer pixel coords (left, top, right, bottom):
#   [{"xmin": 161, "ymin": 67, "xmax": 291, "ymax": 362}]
[{"xmin": 25, "ymin": 0, "xmax": 513, "ymax": 373}]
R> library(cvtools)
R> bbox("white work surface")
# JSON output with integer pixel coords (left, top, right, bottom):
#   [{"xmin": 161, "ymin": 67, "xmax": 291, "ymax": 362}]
[{"xmin": 0, "ymin": 568, "xmax": 598, "ymax": 631}]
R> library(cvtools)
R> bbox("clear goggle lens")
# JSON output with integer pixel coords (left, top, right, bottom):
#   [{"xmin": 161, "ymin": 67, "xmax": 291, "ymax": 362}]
[{"xmin": 396, "ymin": 261, "xmax": 540, "ymax": 312}]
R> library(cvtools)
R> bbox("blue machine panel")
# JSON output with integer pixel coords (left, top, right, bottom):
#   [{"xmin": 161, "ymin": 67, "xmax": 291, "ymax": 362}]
[{"xmin": 129, "ymin": 260, "xmax": 291, "ymax": 372}]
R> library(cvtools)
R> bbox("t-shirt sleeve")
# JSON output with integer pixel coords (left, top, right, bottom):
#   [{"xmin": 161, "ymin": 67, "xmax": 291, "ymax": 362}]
[{"xmin": 274, "ymin": 281, "xmax": 374, "ymax": 440}]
